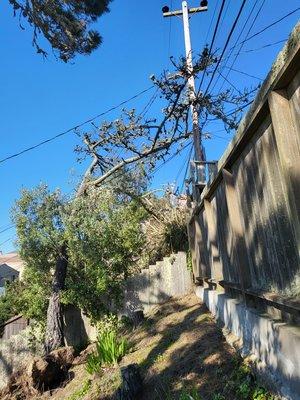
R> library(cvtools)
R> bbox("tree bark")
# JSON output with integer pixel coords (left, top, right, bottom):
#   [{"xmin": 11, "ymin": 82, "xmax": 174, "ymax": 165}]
[{"xmin": 44, "ymin": 245, "xmax": 68, "ymax": 354}]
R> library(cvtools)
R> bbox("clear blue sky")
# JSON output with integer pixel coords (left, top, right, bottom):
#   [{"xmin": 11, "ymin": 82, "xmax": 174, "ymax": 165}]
[{"xmin": 0, "ymin": 0, "xmax": 299, "ymax": 252}]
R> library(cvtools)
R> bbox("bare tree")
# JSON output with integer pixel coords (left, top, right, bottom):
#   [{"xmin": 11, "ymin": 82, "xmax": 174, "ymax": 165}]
[{"xmin": 76, "ymin": 51, "xmax": 256, "ymax": 193}]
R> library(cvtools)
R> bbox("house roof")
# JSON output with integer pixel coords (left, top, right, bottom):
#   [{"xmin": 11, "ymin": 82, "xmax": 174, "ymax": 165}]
[{"xmin": 0, "ymin": 252, "xmax": 24, "ymax": 273}]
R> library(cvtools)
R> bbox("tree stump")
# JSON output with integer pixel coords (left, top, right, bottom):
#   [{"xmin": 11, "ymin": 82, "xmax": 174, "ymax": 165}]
[
  {"xmin": 132, "ymin": 309, "xmax": 144, "ymax": 327},
  {"xmin": 115, "ymin": 364, "xmax": 142, "ymax": 400}
]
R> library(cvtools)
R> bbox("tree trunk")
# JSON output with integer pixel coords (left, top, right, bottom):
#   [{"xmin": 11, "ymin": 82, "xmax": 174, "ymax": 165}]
[{"xmin": 44, "ymin": 245, "xmax": 68, "ymax": 354}]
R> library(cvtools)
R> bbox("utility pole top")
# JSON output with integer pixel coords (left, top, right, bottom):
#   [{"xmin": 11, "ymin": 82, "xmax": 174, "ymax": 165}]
[
  {"xmin": 161, "ymin": 1, "xmax": 208, "ymax": 163},
  {"xmin": 162, "ymin": 5, "xmax": 208, "ymax": 18}
]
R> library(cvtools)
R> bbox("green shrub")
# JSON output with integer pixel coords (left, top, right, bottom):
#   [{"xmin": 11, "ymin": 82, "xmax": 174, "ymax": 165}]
[
  {"xmin": 179, "ymin": 388, "xmax": 201, "ymax": 400},
  {"xmin": 96, "ymin": 313, "xmax": 122, "ymax": 335},
  {"xmin": 252, "ymin": 387, "xmax": 275, "ymax": 400},
  {"xmin": 86, "ymin": 330, "xmax": 129, "ymax": 374},
  {"xmin": 212, "ymin": 395, "xmax": 225, "ymax": 400},
  {"xmin": 237, "ymin": 381, "xmax": 251, "ymax": 399}
]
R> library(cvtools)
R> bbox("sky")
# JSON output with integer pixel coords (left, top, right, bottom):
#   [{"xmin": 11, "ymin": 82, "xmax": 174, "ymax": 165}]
[{"xmin": 0, "ymin": 0, "xmax": 299, "ymax": 253}]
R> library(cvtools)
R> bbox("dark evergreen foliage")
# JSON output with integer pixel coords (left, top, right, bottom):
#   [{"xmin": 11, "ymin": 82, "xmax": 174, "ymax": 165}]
[{"xmin": 8, "ymin": 0, "xmax": 112, "ymax": 61}]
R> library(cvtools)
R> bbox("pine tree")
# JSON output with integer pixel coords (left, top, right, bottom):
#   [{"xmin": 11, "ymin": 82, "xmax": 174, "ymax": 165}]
[{"xmin": 8, "ymin": 0, "xmax": 111, "ymax": 61}]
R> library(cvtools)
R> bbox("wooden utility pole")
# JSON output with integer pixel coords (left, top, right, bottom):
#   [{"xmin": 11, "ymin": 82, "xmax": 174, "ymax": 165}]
[{"xmin": 162, "ymin": 1, "xmax": 208, "ymax": 166}]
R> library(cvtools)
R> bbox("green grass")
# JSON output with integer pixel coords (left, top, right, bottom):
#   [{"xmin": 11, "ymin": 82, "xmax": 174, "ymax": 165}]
[
  {"xmin": 67, "ymin": 379, "xmax": 91, "ymax": 400},
  {"xmin": 214, "ymin": 360, "xmax": 275, "ymax": 400},
  {"xmin": 179, "ymin": 388, "xmax": 202, "ymax": 400}
]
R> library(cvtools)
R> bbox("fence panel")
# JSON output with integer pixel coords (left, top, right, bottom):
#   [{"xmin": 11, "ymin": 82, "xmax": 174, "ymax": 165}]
[
  {"xmin": 1, "ymin": 316, "xmax": 29, "ymax": 341},
  {"xmin": 188, "ymin": 23, "xmax": 300, "ymax": 313}
]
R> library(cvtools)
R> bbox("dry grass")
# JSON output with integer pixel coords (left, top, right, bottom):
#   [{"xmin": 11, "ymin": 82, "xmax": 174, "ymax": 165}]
[
  {"xmin": 29, "ymin": 293, "xmax": 276, "ymax": 400},
  {"xmin": 125, "ymin": 293, "xmax": 237, "ymax": 399}
]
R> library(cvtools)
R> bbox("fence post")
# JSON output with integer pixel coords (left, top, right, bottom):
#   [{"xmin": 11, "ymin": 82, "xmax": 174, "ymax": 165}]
[
  {"xmin": 187, "ymin": 219, "xmax": 197, "ymax": 280},
  {"xmin": 204, "ymin": 199, "xmax": 222, "ymax": 282},
  {"xmin": 194, "ymin": 215, "xmax": 203, "ymax": 279},
  {"xmin": 222, "ymin": 168, "xmax": 252, "ymax": 290},
  {"xmin": 268, "ymin": 89, "xmax": 300, "ymax": 259}
]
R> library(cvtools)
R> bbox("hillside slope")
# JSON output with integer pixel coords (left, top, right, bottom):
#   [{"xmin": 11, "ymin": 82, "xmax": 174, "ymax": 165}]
[{"xmin": 38, "ymin": 293, "xmax": 276, "ymax": 400}]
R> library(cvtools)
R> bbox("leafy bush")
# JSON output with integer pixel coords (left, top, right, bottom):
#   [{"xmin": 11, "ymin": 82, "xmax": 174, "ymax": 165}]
[
  {"xmin": 0, "ymin": 285, "xmax": 15, "ymax": 333},
  {"xmin": 96, "ymin": 313, "xmax": 123, "ymax": 335},
  {"xmin": 86, "ymin": 330, "xmax": 129, "ymax": 374},
  {"xmin": 0, "ymin": 267, "xmax": 50, "ymax": 338},
  {"xmin": 252, "ymin": 387, "xmax": 275, "ymax": 400},
  {"xmin": 11, "ymin": 184, "xmax": 146, "ymax": 325}
]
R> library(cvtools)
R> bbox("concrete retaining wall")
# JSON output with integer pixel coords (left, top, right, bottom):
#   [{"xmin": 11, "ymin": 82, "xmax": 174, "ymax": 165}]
[
  {"xmin": 120, "ymin": 252, "xmax": 193, "ymax": 316},
  {"xmin": 0, "ymin": 253, "xmax": 192, "ymax": 388},
  {"xmin": 0, "ymin": 326, "xmax": 43, "ymax": 390},
  {"xmin": 195, "ymin": 287, "xmax": 300, "ymax": 400},
  {"xmin": 64, "ymin": 305, "xmax": 97, "ymax": 349},
  {"xmin": 64, "ymin": 252, "xmax": 192, "ymax": 346}
]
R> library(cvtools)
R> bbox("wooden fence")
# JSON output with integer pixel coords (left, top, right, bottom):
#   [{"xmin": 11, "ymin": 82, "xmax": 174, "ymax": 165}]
[
  {"xmin": 188, "ymin": 23, "xmax": 300, "ymax": 320},
  {"xmin": 0, "ymin": 315, "xmax": 29, "ymax": 340}
]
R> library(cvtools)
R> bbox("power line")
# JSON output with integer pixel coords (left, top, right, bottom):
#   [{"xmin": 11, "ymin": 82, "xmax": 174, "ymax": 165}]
[
  {"xmin": 209, "ymin": 132, "xmax": 231, "ymax": 142},
  {"xmin": 226, "ymin": 98, "xmax": 254, "ymax": 117},
  {"xmin": 0, "ymin": 86, "xmax": 154, "ymax": 165},
  {"xmin": 219, "ymin": 0, "xmax": 232, "ymax": 32},
  {"xmin": 207, "ymin": 5, "xmax": 299, "ymax": 96},
  {"xmin": 239, "ymin": 39, "xmax": 288, "ymax": 54},
  {"xmin": 229, "ymin": 7, "xmax": 300, "ymax": 51},
  {"xmin": 174, "ymin": 142, "xmax": 193, "ymax": 184},
  {"xmin": 217, "ymin": 70, "xmax": 242, "ymax": 94},
  {"xmin": 152, "ymin": 140, "xmax": 192, "ymax": 175},
  {"xmin": 215, "ymin": 0, "xmax": 263, "ymax": 93},
  {"xmin": 207, "ymin": 0, "xmax": 226, "ymax": 55},
  {"xmin": 223, "ymin": 66, "xmax": 263, "ymax": 81},
  {"xmin": 167, "ymin": 0, "xmax": 173, "ymax": 66},
  {"xmin": 208, "ymin": 95, "xmax": 256, "ymax": 124},
  {"xmin": 220, "ymin": 38, "xmax": 288, "ymax": 65},
  {"xmin": 0, "ymin": 223, "xmax": 13, "ymax": 231},
  {"xmin": 139, "ymin": 87, "xmax": 159, "ymax": 118},
  {"xmin": 0, "ymin": 226, "xmax": 14, "ymax": 235},
  {"xmin": 0, "ymin": 237, "xmax": 14, "ymax": 247},
  {"xmin": 204, "ymin": 0, "xmax": 220, "ymax": 44},
  {"xmin": 198, "ymin": 0, "xmax": 226, "ymax": 93},
  {"xmin": 204, "ymin": 0, "xmax": 247, "ymax": 96}
]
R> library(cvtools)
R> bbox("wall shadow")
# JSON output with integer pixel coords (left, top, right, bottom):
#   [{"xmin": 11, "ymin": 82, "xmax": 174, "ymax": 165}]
[{"xmin": 128, "ymin": 296, "xmax": 240, "ymax": 400}]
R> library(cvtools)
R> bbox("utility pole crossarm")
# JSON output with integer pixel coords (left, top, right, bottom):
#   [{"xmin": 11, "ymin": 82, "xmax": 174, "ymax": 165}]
[{"xmin": 162, "ymin": 6, "xmax": 208, "ymax": 18}]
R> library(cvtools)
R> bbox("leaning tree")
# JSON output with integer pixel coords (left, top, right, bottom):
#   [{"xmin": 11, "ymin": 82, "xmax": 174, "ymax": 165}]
[
  {"xmin": 76, "ymin": 52, "xmax": 255, "ymax": 193},
  {"xmin": 8, "ymin": 0, "xmax": 112, "ymax": 61}
]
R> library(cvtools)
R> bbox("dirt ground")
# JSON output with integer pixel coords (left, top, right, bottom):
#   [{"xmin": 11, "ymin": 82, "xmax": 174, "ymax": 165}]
[
  {"xmin": 27, "ymin": 293, "xmax": 275, "ymax": 400},
  {"xmin": 125, "ymin": 293, "xmax": 239, "ymax": 399}
]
